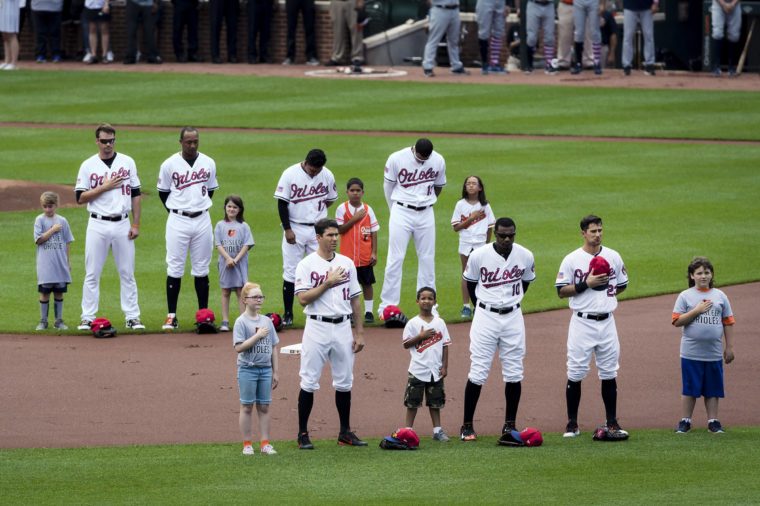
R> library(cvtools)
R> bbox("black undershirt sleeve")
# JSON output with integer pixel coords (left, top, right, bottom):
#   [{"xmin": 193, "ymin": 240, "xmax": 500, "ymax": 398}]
[
  {"xmin": 159, "ymin": 190, "xmax": 170, "ymax": 211},
  {"xmin": 467, "ymin": 281, "xmax": 478, "ymax": 307},
  {"xmin": 130, "ymin": 188, "xmax": 141, "ymax": 198},
  {"xmin": 522, "ymin": 281, "xmax": 530, "ymax": 294},
  {"xmin": 208, "ymin": 190, "xmax": 214, "ymax": 200},
  {"xmin": 278, "ymin": 199, "xmax": 291, "ymax": 230},
  {"xmin": 75, "ymin": 190, "xmax": 84, "ymax": 204}
]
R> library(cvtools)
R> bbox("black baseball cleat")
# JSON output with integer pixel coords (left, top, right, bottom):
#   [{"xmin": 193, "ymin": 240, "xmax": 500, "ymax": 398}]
[
  {"xmin": 298, "ymin": 432, "xmax": 314, "ymax": 449},
  {"xmin": 338, "ymin": 431, "xmax": 368, "ymax": 446},
  {"xmin": 502, "ymin": 421, "xmax": 516, "ymax": 434},
  {"xmin": 571, "ymin": 63, "xmax": 582, "ymax": 75},
  {"xmin": 460, "ymin": 424, "xmax": 477, "ymax": 441},
  {"xmin": 282, "ymin": 312, "xmax": 294, "ymax": 327}
]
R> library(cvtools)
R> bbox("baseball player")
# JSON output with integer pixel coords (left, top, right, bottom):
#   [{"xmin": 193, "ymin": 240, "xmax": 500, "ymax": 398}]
[
  {"xmin": 571, "ymin": 0, "xmax": 603, "ymax": 75},
  {"xmin": 460, "ymin": 217, "xmax": 535, "ymax": 442},
  {"xmin": 525, "ymin": 0, "xmax": 557, "ymax": 74},
  {"xmin": 710, "ymin": 0, "xmax": 742, "ymax": 77},
  {"xmin": 294, "ymin": 218, "xmax": 366, "ymax": 449},
  {"xmin": 378, "ymin": 139, "xmax": 446, "ymax": 319},
  {"xmin": 555, "ymin": 215, "xmax": 629, "ymax": 438},
  {"xmin": 157, "ymin": 127, "xmax": 219, "ymax": 330},
  {"xmin": 274, "ymin": 149, "xmax": 338, "ymax": 327},
  {"xmin": 75, "ymin": 123, "xmax": 145, "ymax": 331},
  {"xmin": 422, "ymin": 0, "xmax": 468, "ymax": 77},
  {"xmin": 476, "ymin": 0, "xmax": 507, "ymax": 74}
]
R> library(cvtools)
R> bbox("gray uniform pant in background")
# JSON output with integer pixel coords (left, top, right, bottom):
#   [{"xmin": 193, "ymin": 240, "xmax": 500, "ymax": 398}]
[
  {"xmin": 423, "ymin": 5, "xmax": 463, "ymax": 70},
  {"xmin": 622, "ymin": 8, "xmax": 654, "ymax": 67}
]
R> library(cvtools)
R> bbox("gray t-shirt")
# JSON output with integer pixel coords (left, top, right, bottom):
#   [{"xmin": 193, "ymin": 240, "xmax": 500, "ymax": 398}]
[
  {"xmin": 34, "ymin": 214, "xmax": 74, "ymax": 285},
  {"xmin": 233, "ymin": 313, "xmax": 279, "ymax": 367},
  {"xmin": 672, "ymin": 287, "xmax": 734, "ymax": 362},
  {"xmin": 215, "ymin": 220, "xmax": 254, "ymax": 289}
]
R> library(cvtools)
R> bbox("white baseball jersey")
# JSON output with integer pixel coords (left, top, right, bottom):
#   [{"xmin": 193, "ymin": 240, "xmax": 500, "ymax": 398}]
[
  {"xmin": 463, "ymin": 243, "xmax": 536, "ymax": 307},
  {"xmin": 451, "ymin": 199, "xmax": 496, "ymax": 246},
  {"xmin": 384, "ymin": 147, "xmax": 447, "ymax": 207},
  {"xmin": 34, "ymin": 214, "xmax": 74, "ymax": 285},
  {"xmin": 274, "ymin": 163, "xmax": 338, "ymax": 224},
  {"xmin": 555, "ymin": 246, "xmax": 628, "ymax": 313},
  {"xmin": 75, "ymin": 153, "xmax": 141, "ymax": 216},
  {"xmin": 295, "ymin": 252, "xmax": 361, "ymax": 316},
  {"xmin": 403, "ymin": 315, "xmax": 451, "ymax": 382},
  {"xmin": 157, "ymin": 152, "xmax": 219, "ymax": 212}
]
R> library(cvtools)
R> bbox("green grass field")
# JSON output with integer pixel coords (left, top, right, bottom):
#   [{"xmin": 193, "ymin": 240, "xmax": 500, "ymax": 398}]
[
  {"xmin": 2, "ymin": 69, "xmax": 760, "ymax": 504},
  {"xmin": 3, "ymin": 429, "xmax": 760, "ymax": 504}
]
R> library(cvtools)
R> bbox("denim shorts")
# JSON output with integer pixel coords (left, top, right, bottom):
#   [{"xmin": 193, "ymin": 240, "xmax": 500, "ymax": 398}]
[
  {"xmin": 681, "ymin": 357, "xmax": 724, "ymax": 398},
  {"xmin": 238, "ymin": 365, "xmax": 273, "ymax": 405}
]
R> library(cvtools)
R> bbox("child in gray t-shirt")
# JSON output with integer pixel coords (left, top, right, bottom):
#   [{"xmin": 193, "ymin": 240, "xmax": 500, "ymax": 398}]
[
  {"xmin": 34, "ymin": 192, "xmax": 74, "ymax": 331},
  {"xmin": 671, "ymin": 257, "xmax": 735, "ymax": 434}
]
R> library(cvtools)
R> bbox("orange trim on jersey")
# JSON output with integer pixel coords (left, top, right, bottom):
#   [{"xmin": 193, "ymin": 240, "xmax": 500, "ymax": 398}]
[
  {"xmin": 723, "ymin": 315, "xmax": 735, "ymax": 326},
  {"xmin": 339, "ymin": 202, "xmax": 374, "ymax": 267},
  {"xmin": 697, "ymin": 287, "xmax": 711, "ymax": 292},
  {"xmin": 672, "ymin": 312, "xmax": 682, "ymax": 325}
]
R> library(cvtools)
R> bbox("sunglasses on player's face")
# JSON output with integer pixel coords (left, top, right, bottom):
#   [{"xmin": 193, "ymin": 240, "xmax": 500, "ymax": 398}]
[
  {"xmin": 98, "ymin": 138, "xmax": 116, "ymax": 145},
  {"xmin": 495, "ymin": 232, "xmax": 515, "ymax": 240}
]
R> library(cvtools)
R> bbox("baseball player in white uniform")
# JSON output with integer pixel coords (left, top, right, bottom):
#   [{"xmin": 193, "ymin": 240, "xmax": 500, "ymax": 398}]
[
  {"xmin": 75, "ymin": 123, "xmax": 145, "ymax": 331},
  {"xmin": 294, "ymin": 218, "xmax": 366, "ymax": 450},
  {"xmin": 460, "ymin": 217, "xmax": 535, "ymax": 442},
  {"xmin": 379, "ymin": 138, "xmax": 446, "ymax": 319},
  {"xmin": 555, "ymin": 215, "xmax": 629, "ymax": 438},
  {"xmin": 157, "ymin": 127, "xmax": 219, "ymax": 330},
  {"xmin": 274, "ymin": 149, "xmax": 338, "ymax": 327}
]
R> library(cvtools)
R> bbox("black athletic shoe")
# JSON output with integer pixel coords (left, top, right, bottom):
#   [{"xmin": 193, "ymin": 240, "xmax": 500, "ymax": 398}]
[
  {"xmin": 283, "ymin": 312, "xmax": 293, "ymax": 327},
  {"xmin": 364, "ymin": 311, "xmax": 374, "ymax": 324},
  {"xmin": 298, "ymin": 432, "xmax": 314, "ymax": 449},
  {"xmin": 675, "ymin": 419, "xmax": 691, "ymax": 433},
  {"xmin": 571, "ymin": 63, "xmax": 582, "ymax": 75},
  {"xmin": 563, "ymin": 420, "xmax": 580, "ymax": 438},
  {"xmin": 708, "ymin": 420, "xmax": 725, "ymax": 433},
  {"xmin": 623, "ymin": 66, "xmax": 631, "ymax": 76},
  {"xmin": 338, "ymin": 431, "xmax": 368, "ymax": 446},
  {"xmin": 502, "ymin": 421, "xmax": 516, "ymax": 434},
  {"xmin": 460, "ymin": 424, "xmax": 477, "ymax": 441}
]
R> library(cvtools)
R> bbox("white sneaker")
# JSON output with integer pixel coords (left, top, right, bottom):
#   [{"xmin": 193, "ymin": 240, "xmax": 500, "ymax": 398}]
[
  {"xmin": 3, "ymin": 63, "xmax": 18, "ymax": 70},
  {"xmin": 0, "ymin": 63, "xmax": 7, "ymax": 70},
  {"xmin": 219, "ymin": 321, "xmax": 230, "ymax": 332},
  {"xmin": 36, "ymin": 321, "xmax": 49, "ymax": 331},
  {"xmin": 77, "ymin": 319, "xmax": 93, "ymax": 331},
  {"xmin": 162, "ymin": 313, "xmax": 178, "ymax": 331},
  {"xmin": 260, "ymin": 444, "xmax": 277, "ymax": 455},
  {"xmin": 54, "ymin": 319, "xmax": 68, "ymax": 330},
  {"xmin": 105, "ymin": 50, "xmax": 114, "ymax": 63},
  {"xmin": 242, "ymin": 444, "xmax": 254, "ymax": 455},
  {"xmin": 432, "ymin": 430, "xmax": 450, "ymax": 442},
  {"xmin": 126, "ymin": 318, "xmax": 146, "ymax": 330},
  {"xmin": 83, "ymin": 52, "xmax": 94, "ymax": 63}
]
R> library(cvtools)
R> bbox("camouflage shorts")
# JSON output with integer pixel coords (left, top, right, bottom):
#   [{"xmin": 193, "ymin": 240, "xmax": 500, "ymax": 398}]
[{"xmin": 404, "ymin": 373, "xmax": 445, "ymax": 409}]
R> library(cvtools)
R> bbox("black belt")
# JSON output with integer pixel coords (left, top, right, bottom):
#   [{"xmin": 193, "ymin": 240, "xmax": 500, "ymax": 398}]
[
  {"xmin": 291, "ymin": 221, "xmax": 316, "ymax": 226},
  {"xmin": 434, "ymin": 4, "xmax": 459, "ymax": 8},
  {"xmin": 577, "ymin": 312, "xmax": 610, "ymax": 321},
  {"xmin": 530, "ymin": 0, "xmax": 551, "ymax": 4},
  {"xmin": 171, "ymin": 209, "xmax": 205, "ymax": 218},
  {"xmin": 308, "ymin": 315, "xmax": 351, "ymax": 324},
  {"xmin": 478, "ymin": 302, "xmax": 520, "ymax": 315},
  {"xmin": 91, "ymin": 213, "xmax": 129, "ymax": 222},
  {"xmin": 397, "ymin": 202, "xmax": 429, "ymax": 211}
]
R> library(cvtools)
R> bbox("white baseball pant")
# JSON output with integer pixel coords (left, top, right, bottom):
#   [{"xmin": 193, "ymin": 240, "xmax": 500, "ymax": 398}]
[
  {"xmin": 467, "ymin": 307, "xmax": 526, "ymax": 385},
  {"xmin": 299, "ymin": 319, "xmax": 355, "ymax": 392},
  {"xmin": 282, "ymin": 222, "xmax": 317, "ymax": 283},
  {"xmin": 81, "ymin": 217, "xmax": 140, "ymax": 321},
  {"xmin": 165, "ymin": 212, "xmax": 213, "ymax": 278},
  {"xmin": 566, "ymin": 314, "xmax": 620, "ymax": 382},
  {"xmin": 379, "ymin": 205, "xmax": 436, "ymax": 314}
]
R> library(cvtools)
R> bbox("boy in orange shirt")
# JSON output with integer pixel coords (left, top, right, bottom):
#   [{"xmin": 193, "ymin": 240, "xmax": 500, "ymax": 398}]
[{"xmin": 335, "ymin": 178, "xmax": 380, "ymax": 323}]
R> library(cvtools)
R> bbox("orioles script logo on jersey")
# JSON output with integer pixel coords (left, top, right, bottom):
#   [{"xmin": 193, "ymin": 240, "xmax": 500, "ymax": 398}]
[
  {"xmin": 460, "ymin": 213, "xmax": 484, "ymax": 227},
  {"xmin": 415, "ymin": 331, "xmax": 443, "ymax": 353},
  {"xmin": 291, "ymin": 182, "xmax": 329, "ymax": 204},
  {"xmin": 398, "ymin": 167, "xmax": 438, "ymax": 188},
  {"xmin": 310, "ymin": 270, "xmax": 349, "ymax": 288},
  {"xmin": 171, "ymin": 168, "xmax": 212, "ymax": 190},
  {"xmin": 480, "ymin": 265, "xmax": 525, "ymax": 288},
  {"xmin": 88, "ymin": 167, "xmax": 132, "ymax": 188},
  {"xmin": 573, "ymin": 267, "xmax": 617, "ymax": 284}
]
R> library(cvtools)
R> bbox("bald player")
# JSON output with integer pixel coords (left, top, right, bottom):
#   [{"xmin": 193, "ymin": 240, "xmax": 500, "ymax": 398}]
[
  {"xmin": 460, "ymin": 217, "xmax": 535, "ymax": 442},
  {"xmin": 378, "ymin": 138, "xmax": 446, "ymax": 319},
  {"xmin": 294, "ymin": 218, "xmax": 366, "ymax": 450},
  {"xmin": 555, "ymin": 214, "xmax": 628, "ymax": 438},
  {"xmin": 275, "ymin": 149, "xmax": 338, "ymax": 327},
  {"xmin": 158, "ymin": 127, "xmax": 219, "ymax": 330}
]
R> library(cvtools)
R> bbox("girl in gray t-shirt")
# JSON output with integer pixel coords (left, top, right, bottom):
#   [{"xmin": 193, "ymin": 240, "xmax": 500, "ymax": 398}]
[
  {"xmin": 215, "ymin": 195, "xmax": 255, "ymax": 331},
  {"xmin": 671, "ymin": 257, "xmax": 735, "ymax": 434}
]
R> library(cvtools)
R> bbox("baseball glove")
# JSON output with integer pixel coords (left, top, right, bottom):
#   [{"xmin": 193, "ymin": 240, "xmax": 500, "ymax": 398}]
[
  {"xmin": 382, "ymin": 305, "xmax": 408, "ymax": 329},
  {"xmin": 379, "ymin": 436, "xmax": 411, "ymax": 450},
  {"xmin": 266, "ymin": 312, "xmax": 284, "ymax": 332},
  {"xmin": 593, "ymin": 426, "xmax": 630, "ymax": 442},
  {"xmin": 498, "ymin": 427, "xmax": 544, "ymax": 447},
  {"xmin": 498, "ymin": 430, "xmax": 524, "ymax": 447},
  {"xmin": 91, "ymin": 317, "xmax": 117, "ymax": 338},
  {"xmin": 195, "ymin": 309, "xmax": 218, "ymax": 334}
]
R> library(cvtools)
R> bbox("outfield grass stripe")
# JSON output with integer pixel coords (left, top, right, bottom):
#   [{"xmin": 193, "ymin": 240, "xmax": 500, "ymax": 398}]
[{"xmin": 2, "ymin": 122, "xmax": 759, "ymax": 146}]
